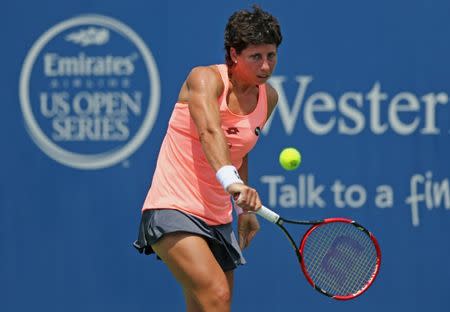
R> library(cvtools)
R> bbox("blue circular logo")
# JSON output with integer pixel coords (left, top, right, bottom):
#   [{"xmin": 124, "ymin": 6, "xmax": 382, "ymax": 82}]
[{"xmin": 20, "ymin": 14, "xmax": 160, "ymax": 169}]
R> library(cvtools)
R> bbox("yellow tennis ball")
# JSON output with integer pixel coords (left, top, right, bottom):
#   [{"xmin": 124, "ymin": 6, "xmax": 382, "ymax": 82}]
[{"xmin": 279, "ymin": 147, "xmax": 302, "ymax": 171}]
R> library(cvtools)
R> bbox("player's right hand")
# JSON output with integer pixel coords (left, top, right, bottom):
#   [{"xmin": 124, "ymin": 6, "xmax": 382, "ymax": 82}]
[{"xmin": 227, "ymin": 183, "xmax": 262, "ymax": 212}]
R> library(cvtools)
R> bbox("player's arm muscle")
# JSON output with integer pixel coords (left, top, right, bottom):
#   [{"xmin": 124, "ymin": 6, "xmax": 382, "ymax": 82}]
[{"xmin": 186, "ymin": 67, "xmax": 231, "ymax": 171}]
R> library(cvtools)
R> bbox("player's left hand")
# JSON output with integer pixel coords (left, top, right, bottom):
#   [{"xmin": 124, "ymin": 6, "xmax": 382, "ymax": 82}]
[{"xmin": 238, "ymin": 213, "xmax": 260, "ymax": 249}]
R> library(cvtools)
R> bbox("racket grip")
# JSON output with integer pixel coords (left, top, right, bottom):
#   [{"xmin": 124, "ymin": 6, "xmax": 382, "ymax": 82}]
[{"xmin": 256, "ymin": 206, "xmax": 280, "ymax": 223}]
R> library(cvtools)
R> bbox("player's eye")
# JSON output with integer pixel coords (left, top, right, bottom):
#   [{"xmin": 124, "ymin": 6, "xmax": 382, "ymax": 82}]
[{"xmin": 268, "ymin": 53, "xmax": 277, "ymax": 61}]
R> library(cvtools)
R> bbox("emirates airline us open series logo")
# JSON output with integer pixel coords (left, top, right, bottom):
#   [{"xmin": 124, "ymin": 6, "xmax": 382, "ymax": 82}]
[{"xmin": 19, "ymin": 14, "xmax": 160, "ymax": 169}]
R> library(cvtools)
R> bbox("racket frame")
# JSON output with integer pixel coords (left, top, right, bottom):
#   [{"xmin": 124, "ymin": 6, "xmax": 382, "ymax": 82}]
[{"xmin": 257, "ymin": 207, "xmax": 381, "ymax": 300}]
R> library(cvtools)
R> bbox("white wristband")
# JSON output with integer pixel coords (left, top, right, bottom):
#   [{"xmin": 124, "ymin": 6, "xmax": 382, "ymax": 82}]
[{"xmin": 216, "ymin": 165, "xmax": 243, "ymax": 191}]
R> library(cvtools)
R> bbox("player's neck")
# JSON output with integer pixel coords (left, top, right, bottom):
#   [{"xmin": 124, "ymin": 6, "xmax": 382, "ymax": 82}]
[{"xmin": 228, "ymin": 73, "xmax": 257, "ymax": 95}]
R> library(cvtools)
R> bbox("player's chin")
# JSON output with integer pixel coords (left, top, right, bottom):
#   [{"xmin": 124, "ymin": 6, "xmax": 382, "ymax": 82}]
[{"xmin": 256, "ymin": 75, "xmax": 270, "ymax": 83}]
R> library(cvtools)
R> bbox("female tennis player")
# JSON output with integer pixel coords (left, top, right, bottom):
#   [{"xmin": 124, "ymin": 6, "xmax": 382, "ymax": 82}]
[{"xmin": 134, "ymin": 5, "xmax": 282, "ymax": 311}]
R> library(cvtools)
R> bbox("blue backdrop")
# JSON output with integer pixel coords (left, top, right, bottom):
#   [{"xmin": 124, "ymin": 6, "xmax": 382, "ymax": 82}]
[{"xmin": 2, "ymin": 0, "xmax": 450, "ymax": 311}]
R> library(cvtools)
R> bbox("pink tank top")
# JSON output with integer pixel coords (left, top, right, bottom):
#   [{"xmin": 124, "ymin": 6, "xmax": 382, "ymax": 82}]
[{"xmin": 142, "ymin": 64, "xmax": 268, "ymax": 225}]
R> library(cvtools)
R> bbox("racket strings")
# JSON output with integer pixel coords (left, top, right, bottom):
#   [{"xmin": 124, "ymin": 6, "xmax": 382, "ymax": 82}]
[
  {"xmin": 305, "ymin": 227, "xmax": 371, "ymax": 294},
  {"xmin": 306, "ymin": 224, "xmax": 377, "ymax": 294},
  {"xmin": 320, "ymin": 227, "xmax": 376, "ymax": 294},
  {"xmin": 301, "ymin": 222, "xmax": 378, "ymax": 296}
]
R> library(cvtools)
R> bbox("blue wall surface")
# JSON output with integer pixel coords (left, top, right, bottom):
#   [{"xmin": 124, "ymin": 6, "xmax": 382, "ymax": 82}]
[{"xmin": 1, "ymin": 0, "xmax": 450, "ymax": 311}]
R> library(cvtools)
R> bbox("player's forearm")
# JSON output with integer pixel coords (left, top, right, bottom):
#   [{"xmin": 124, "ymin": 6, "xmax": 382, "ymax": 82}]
[{"xmin": 199, "ymin": 127, "xmax": 232, "ymax": 172}]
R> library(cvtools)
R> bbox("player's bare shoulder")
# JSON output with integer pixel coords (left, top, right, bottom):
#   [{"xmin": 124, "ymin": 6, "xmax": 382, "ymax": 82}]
[
  {"xmin": 186, "ymin": 65, "xmax": 224, "ymax": 96},
  {"xmin": 265, "ymin": 82, "xmax": 279, "ymax": 117},
  {"xmin": 178, "ymin": 65, "xmax": 224, "ymax": 102}
]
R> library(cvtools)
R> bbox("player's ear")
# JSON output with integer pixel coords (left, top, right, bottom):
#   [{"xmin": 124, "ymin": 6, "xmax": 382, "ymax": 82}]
[{"xmin": 230, "ymin": 47, "xmax": 238, "ymax": 63}]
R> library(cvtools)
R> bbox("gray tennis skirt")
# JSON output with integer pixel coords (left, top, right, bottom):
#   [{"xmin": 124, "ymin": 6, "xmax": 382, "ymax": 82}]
[{"xmin": 133, "ymin": 209, "xmax": 246, "ymax": 271}]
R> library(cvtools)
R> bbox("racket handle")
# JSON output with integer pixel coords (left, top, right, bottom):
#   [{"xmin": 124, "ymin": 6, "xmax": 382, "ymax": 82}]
[{"xmin": 256, "ymin": 206, "xmax": 280, "ymax": 223}]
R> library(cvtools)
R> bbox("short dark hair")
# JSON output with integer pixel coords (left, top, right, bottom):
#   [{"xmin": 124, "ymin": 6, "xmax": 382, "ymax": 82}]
[{"xmin": 224, "ymin": 5, "xmax": 283, "ymax": 67}]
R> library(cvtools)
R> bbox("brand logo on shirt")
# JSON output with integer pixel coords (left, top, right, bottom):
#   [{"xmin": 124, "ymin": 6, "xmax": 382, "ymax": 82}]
[
  {"xmin": 226, "ymin": 127, "xmax": 239, "ymax": 135},
  {"xmin": 254, "ymin": 126, "xmax": 261, "ymax": 136},
  {"xmin": 19, "ymin": 14, "xmax": 160, "ymax": 170}
]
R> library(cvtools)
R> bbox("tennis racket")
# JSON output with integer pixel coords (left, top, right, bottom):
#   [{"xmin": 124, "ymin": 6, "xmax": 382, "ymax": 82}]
[{"xmin": 255, "ymin": 205, "xmax": 381, "ymax": 300}]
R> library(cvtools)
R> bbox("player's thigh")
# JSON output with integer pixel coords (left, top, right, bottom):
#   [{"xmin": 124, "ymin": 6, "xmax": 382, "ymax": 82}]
[
  {"xmin": 151, "ymin": 232, "xmax": 228, "ymax": 290},
  {"xmin": 225, "ymin": 270, "xmax": 234, "ymax": 294},
  {"xmin": 182, "ymin": 266, "xmax": 235, "ymax": 310}
]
